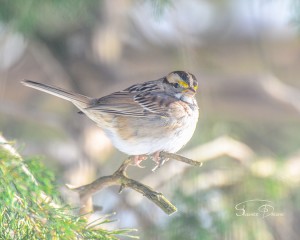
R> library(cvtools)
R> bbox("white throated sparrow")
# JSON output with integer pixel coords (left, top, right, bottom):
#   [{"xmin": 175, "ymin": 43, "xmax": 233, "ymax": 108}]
[{"xmin": 21, "ymin": 71, "xmax": 199, "ymax": 168}]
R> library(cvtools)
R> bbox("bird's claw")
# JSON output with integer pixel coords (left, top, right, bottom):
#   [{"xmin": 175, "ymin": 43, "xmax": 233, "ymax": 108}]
[
  {"xmin": 151, "ymin": 152, "xmax": 168, "ymax": 171},
  {"xmin": 131, "ymin": 155, "xmax": 147, "ymax": 168}
]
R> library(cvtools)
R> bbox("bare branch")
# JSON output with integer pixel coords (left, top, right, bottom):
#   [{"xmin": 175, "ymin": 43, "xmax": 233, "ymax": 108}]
[
  {"xmin": 68, "ymin": 152, "xmax": 201, "ymax": 215},
  {"xmin": 160, "ymin": 152, "xmax": 203, "ymax": 166}
]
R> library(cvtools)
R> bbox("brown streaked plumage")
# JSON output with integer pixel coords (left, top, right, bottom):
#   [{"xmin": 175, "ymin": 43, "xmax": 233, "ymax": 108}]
[{"xmin": 21, "ymin": 71, "xmax": 199, "ymax": 168}]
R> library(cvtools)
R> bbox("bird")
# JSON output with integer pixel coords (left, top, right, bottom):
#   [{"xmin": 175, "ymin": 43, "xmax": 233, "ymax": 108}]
[{"xmin": 21, "ymin": 71, "xmax": 199, "ymax": 168}]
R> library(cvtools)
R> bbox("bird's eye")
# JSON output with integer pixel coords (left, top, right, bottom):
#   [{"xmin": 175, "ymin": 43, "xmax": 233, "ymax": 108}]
[{"xmin": 174, "ymin": 83, "xmax": 180, "ymax": 88}]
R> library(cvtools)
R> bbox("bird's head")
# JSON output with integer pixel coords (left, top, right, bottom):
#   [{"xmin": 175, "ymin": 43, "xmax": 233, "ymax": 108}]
[{"xmin": 163, "ymin": 71, "xmax": 198, "ymax": 103}]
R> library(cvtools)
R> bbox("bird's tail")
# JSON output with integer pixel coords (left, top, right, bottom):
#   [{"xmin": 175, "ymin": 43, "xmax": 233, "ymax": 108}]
[{"xmin": 21, "ymin": 80, "xmax": 91, "ymax": 108}]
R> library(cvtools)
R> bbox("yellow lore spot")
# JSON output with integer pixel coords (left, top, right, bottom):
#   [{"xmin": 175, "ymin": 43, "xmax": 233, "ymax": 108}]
[{"xmin": 178, "ymin": 80, "xmax": 189, "ymax": 89}]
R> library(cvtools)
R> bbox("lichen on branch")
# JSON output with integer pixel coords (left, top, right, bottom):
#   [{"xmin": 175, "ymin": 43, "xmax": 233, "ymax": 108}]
[{"xmin": 68, "ymin": 152, "xmax": 202, "ymax": 215}]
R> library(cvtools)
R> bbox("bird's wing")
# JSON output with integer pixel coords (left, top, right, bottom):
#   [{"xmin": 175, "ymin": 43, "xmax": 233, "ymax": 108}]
[{"xmin": 85, "ymin": 88, "xmax": 177, "ymax": 118}]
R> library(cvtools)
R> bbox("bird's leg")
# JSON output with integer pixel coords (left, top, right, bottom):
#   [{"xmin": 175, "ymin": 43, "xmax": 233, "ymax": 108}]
[
  {"xmin": 151, "ymin": 151, "xmax": 168, "ymax": 171},
  {"xmin": 130, "ymin": 155, "xmax": 147, "ymax": 168}
]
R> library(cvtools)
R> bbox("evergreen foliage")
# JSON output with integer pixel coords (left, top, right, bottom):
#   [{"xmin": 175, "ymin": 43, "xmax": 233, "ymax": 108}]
[{"xmin": 0, "ymin": 136, "xmax": 136, "ymax": 239}]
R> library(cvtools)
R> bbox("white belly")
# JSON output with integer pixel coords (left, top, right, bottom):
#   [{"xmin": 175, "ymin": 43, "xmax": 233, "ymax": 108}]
[
  {"xmin": 105, "ymin": 112, "xmax": 198, "ymax": 155},
  {"xmin": 80, "ymin": 96, "xmax": 199, "ymax": 156}
]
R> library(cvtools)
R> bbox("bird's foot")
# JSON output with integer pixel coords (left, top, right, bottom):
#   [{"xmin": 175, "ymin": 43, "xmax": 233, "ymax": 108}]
[
  {"xmin": 151, "ymin": 152, "xmax": 168, "ymax": 171},
  {"xmin": 131, "ymin": 155, "xmax": 147, "ymax": 168}
]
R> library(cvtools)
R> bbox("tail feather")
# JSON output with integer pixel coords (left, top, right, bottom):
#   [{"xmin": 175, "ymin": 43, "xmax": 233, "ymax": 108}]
[{"xmin": 21, "ymin": 80, "xmax": 91, "ymax": 107}]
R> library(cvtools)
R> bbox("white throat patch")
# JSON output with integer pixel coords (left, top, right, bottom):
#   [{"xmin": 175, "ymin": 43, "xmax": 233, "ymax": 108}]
[{"xmin": 175, "ymin": 93, "xmax": 194, "ymax": 105}]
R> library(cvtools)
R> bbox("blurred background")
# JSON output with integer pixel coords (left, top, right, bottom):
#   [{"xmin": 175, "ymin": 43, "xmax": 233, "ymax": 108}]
[{"xmin": 1, "ymin": 0, "xmax": 300, "ymax": 239}]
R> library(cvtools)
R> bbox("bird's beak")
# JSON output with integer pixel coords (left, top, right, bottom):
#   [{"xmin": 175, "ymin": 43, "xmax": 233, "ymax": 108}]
[{"xmin": 183, "ymin": 87, "xmax": 196, "ymax": 96}]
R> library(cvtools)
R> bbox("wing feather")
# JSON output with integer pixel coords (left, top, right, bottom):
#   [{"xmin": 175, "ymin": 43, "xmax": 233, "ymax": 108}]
[{"xmin": 84, "ymin": 80, "xmax": 177, "ymax": 117}]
